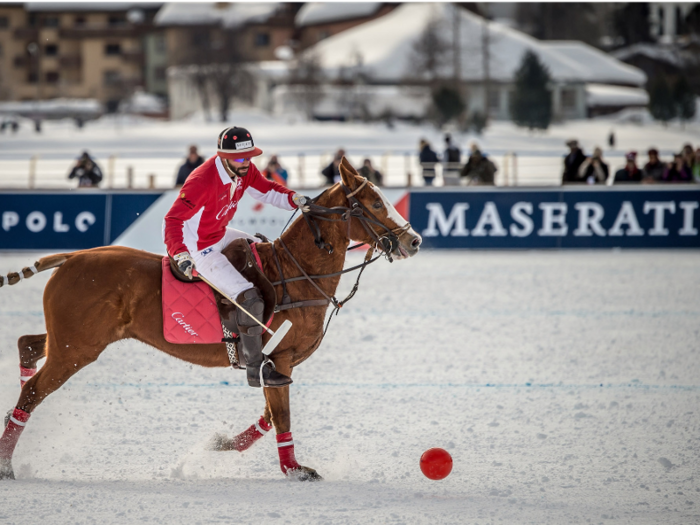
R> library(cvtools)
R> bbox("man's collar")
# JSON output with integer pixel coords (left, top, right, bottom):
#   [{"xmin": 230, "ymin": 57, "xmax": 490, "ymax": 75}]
[{"xmin": 215, "ymin": 156, "xmax": 236, "ymax": 185}]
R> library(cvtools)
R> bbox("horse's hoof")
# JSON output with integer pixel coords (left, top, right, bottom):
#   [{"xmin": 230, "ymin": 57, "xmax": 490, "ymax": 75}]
[
  {"xmin": 207, "ymin": 433, "xmax": 230, "ymax": 451},
  {"xmin": 0, "ymin": 459, "xmax": 15, "ymax": 480},
  {"xmin": 287, "ymin": 466, "xmax": 323, "ymax": 482}
]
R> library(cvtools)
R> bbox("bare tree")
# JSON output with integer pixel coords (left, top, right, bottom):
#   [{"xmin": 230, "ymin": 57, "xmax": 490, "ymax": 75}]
[
  {"xmin": 287, "ymin": 52, "xmax": 325, "ymax": 119},
  {"xmin": 409, "ymin": 17, "xmax": 451, "ymax": 86},
  {"xmin": 173, "ymin": 27, "xmax": 252, "ymax": 122}
]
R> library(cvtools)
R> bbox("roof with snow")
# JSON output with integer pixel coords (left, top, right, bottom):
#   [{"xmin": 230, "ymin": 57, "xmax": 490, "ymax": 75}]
[
  {"xmin": 586, "ymin": 84, "xmax": 649, "ymax": 107},
  {"xmin": 611, "ymin": 43, "xmax": 695, "ymax": 69},
  {"xmin": 26, "ymin": 3, "xmax": 162, "ymax": 12},
  {"xmin": 295, "ymin": 3, "xmax": 382, "ymax": 27},
  {"xmin": 155, "ymin": 3, "xmax": 280, "ymax": 28},
  {"xmin": 305, "ymin": 3, "xmax": 647, "ymax": 86}
]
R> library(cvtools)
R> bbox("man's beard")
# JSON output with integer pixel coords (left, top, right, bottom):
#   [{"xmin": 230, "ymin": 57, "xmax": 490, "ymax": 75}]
[{"xmin": 225, "ymin": 160, "xmax": 249, "ymax": 178}]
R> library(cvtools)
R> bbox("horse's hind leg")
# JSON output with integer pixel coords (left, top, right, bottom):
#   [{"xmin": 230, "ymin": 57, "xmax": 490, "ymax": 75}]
[
  {"xmin": 0, "ymin": 337, "xmax": 103, "ymax": 480},
  {"xmin": 18, "ymin": 334, "xmax": 47, "ymax": 387}
]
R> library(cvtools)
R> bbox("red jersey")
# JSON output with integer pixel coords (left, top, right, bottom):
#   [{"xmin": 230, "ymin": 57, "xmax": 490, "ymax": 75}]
[{"xmin": 163, "ymin": 156, "xmax": 295, "ymax": 256}]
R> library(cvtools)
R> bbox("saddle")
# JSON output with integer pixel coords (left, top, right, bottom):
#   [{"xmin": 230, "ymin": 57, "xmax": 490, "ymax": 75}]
[{"xmin": 163, "ymin": 239, "xmax": 276, "ymax": 350}]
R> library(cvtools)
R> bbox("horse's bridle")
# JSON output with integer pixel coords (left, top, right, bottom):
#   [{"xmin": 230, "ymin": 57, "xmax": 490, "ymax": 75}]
[
  {"xmin": 299, "ymin": 178, "xmax": 410, "ymax": 262},
  {"xmin": 269, "ymin": 179, "xmax": 413, "ymax": 335}
]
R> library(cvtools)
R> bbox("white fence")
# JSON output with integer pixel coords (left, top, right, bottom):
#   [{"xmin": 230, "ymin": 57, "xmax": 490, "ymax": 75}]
[{"xmin": 0, "ymin": 152, "xmax": 633, "ymax": 190}]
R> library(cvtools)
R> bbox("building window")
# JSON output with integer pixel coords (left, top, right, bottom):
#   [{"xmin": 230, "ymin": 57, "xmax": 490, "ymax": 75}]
[
  {"xmin": 46, "ymin": 71, "xmax": 59, "ymax": 83},
  {"xmin": 103, "ymin": 70, "xmax": 121, "ymax": 85},
  {"xmin": 488, "ymin": 89, "xmax": 500, "ymax": 111},
  {"xmin": 43, "ymin": 16, "xmax": 59, "ymax": 28},
  {"xmin": 74, "ymin": 16, "xmax": 86, "ymax": 26},
  {"xmin": 108, "ymin": 15, "xmax": 126, "ymax": 27},
  {"xmin": 254, "ymin": 32, "xmax": 270, "ymax": 47},
  {"xmin": 27, "ymin": 71, "xmax": 38, "ymax": 84},
  {"xmin": 45, "ymin": 44, "xmax": 58, "ymax": 56},
  {"xmin": 561, "ymin": 88, "xmax": 577, "ymax": 110},
  {"xmin": 105, "ymin": 43, "xmax": 121, "ymax": 56},
  {"xmin": 0, "ymin": 16, "xmax": 9, "ymax": 29},
  {"xmin": 154, "ymin": 34, "xmax": 166, "ymax": 53},
  {"xmin": 658, "ymin": 7, "xmax": 665, "ymax": 36},
  {"xmin": 154, "ymin": 66, "xmax": 166, "ymax": 81}
]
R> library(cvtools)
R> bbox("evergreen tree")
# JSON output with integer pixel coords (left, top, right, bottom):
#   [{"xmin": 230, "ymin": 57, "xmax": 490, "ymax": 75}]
[
  {"xmin": 510, "ymin": 50, "xmax": 552, "ymax": 130},
  {"xmin": 432, "ymin": 86, "xmax": 465, "ymax": 126},
  {"xmin": 673, "ymin": 76, "xmax": 696, "ymax": 126},
  {"xmin": 648, "ymin": 77, "xmax": 677, "ymax": 124}
]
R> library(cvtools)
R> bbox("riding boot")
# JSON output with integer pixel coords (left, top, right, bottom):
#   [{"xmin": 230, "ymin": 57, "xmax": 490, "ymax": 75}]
[{"xmin": 235, "ymin": 288, "xmax": 293, "ymax": 389}]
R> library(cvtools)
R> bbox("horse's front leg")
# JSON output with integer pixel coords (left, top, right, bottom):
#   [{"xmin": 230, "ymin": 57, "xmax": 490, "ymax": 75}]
[{"xmin": 264, "ymin": 367, "xmax": 322, "ymax": 481}]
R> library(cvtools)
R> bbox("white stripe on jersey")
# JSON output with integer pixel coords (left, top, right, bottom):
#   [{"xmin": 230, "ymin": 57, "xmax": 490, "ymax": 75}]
[{"xmin": 183, "ymin": 207, "xmax": 205, "ymax": 254}]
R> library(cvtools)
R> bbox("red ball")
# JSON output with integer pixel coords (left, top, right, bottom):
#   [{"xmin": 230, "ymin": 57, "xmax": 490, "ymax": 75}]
[{"xmin": 420, "ymin": 448, "xmax": 453, "ymax": 480}]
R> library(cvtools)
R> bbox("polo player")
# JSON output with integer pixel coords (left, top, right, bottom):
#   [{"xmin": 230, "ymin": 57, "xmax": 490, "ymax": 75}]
[{"xmin": 163, "ymin": 127, "xmax": 308, "ymax": 388}]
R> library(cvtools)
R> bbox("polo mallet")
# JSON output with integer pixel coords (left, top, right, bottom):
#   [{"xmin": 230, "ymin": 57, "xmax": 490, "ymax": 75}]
[{"xmin": 193, "ymin": 270, "xmax": 292, "ymax": 356}]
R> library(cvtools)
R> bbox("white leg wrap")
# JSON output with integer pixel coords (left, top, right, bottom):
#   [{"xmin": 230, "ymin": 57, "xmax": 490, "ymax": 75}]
[
  {"xmin": 9, "ymin": 416, "xmax": 26, "ymax": 427},
  {"xmin": 254, "ymin": 420, "xmax": 269, "ymax": 435}
]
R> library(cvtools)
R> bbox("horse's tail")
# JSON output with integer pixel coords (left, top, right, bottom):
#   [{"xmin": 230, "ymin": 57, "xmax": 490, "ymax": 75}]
[{"xmin": 0, "ymin": 253, "xmax": 72, "ymax": 288}]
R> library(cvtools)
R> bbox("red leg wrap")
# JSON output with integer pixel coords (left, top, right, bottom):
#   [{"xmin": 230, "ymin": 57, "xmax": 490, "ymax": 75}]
[
  {"xmin": 19, "ymin": 366, "xmax": 37, "ymax": 388},
  {"xmin": 276, "ymin": 431, "xmax": 301, "ymax": 474},
  {"xmin": 231, "ymin": 416, "xmax": 272, "ymax": 452},
  {"xmin": 0, "ymin": 408, "xmax": 30, "ymax": 460}
]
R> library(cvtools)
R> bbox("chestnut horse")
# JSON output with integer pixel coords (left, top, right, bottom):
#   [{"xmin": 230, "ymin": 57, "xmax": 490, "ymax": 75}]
[{"xmin": 0, "ymin": 159, "xmax": 422, "ymax": 481}]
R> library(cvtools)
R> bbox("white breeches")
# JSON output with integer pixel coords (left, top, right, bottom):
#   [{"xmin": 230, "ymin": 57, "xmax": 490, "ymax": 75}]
[{"xmin": 191, "ymin": 228, "xmax": 257, "ymax": 300}]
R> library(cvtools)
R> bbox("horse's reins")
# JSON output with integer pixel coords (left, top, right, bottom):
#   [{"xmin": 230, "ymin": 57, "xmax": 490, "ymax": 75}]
[{"xmin": 269, "ymin": 180, "xmax": 409, "ymax": 334}]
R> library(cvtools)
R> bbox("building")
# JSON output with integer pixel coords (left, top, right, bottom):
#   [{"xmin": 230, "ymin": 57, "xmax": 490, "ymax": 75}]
[
  {"xmin": 286, "ymin": 3, "xmax": 647, "ymax": 121},
  {"xmin": 294, "ymin": 3, "xmax": 397, "ymax": 50},
  {"xmin": 0, "ymin": 2, "xmax": 163, "ymax": 111}
]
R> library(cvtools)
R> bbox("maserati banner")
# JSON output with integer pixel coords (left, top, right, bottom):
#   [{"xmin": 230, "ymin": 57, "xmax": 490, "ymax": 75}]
[{"xmin": 409, "ymin": 188, "xmax": 700, "ymax": 249}]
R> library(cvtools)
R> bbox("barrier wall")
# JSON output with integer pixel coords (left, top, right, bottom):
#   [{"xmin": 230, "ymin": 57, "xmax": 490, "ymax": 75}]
[
  {"xmin": 1, "ymin": 187, "xmax": 699, "ymax": 251},
  {"xmin": 410, "ymin": 187, "xmax": 700, "ymax": 249},
  {"xmin": 0, "ymin": 191, "xmax": 162, "ymax": 250}
]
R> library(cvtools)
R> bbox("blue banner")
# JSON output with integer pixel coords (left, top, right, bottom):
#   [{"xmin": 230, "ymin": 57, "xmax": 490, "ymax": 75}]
[
  {"xmin": 409, "ymin": 188, "xmax": 700, "ymax": 249},
  {"xmin": 0, "ymin": 192, "xmax": 162, "ymax": 250}
]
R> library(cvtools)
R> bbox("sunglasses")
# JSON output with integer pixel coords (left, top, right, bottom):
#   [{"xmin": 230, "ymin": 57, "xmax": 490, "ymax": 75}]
[{"xmin": 231, "ymin": 157, "xmax": 249, "ymax": 163}]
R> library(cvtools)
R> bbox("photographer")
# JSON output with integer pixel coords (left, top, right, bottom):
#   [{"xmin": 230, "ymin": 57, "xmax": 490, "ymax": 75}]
[{"xmin": 68, "ymin": 151, "xmax": 103, "ymax": 188}]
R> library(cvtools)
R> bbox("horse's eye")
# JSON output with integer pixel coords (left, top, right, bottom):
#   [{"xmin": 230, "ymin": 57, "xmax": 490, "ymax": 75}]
[{"xmin": 372, "ymin": 199, "xmax": 383, "ymax": 210}]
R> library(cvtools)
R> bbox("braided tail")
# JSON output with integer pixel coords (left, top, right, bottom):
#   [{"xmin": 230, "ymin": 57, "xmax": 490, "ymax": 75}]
[{"xmin": 0, "ymin": 254, "xmax": 70, "ymax": 288}]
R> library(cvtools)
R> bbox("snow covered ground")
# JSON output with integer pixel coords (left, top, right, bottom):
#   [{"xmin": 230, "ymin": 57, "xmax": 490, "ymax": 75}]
[
  {"xmin": 1, "ymin": 109, "xmax": 699, "ymax": 189},
  {"xmin": 1, "ymin": 249, "xmax": 699, "ymax": 524}
]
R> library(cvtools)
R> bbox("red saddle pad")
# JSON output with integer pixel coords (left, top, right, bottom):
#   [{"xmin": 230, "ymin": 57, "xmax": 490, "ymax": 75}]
[{"xmin": 161, "ymin": 257, "xmax": 223, "ymax": 345}]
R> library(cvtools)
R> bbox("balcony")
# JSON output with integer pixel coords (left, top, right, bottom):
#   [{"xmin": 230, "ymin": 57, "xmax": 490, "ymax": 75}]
[
  {"xmin": 59, "ymin": 26, "xmax": 140, "ymax": 39},
  {"xmin": 13, "ymin": 28, "xmax": 38, "ymax": 40},
  {"xmin": 121, "ymin": 51, "xmax": 144, "ymax": 65},
  {"xmin": 13, "ymin": 56, "xmax": 30, "ymax": 68},
  {"xmin": 59, "ymin": 55, "xmax": 82, "ymax": 69}
]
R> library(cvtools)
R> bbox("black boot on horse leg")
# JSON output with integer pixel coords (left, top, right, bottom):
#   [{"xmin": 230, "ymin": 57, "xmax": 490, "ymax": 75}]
[{"xmin": 236, "ymin": 288, "xmax": 292, "ymax": 388}]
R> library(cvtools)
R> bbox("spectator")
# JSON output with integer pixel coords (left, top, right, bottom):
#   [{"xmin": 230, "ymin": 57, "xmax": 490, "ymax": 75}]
[
  {"xmin": 175, "ymin": 145, "xmax": 204, "ymax": 186},
  {"xmin": 577, "ymin": 147, "xmax": 609, "ymax": 185},
  {"xmin": 614, "ymin": 151, "xmax": 642, "ymax": 183},
  {"xmin": 608, "ymin": 130, "xmax": 615, "ymax": 149},
  {"xmin": 642, "ymin": 148, "xmax": 665, "ymax": 183},
  {"xmin": 460, "ymin": 143, "xmax": 497, "ymax": 185},
  {"xmin": 693, "ymin": 148, "xmax": 700, "ymax": 183},
  {"xmin": 419, "ymin": 139, "xmax": 439, "ymax": 186},
  {"xmin": 681, "ymin": 144, "xmax": 694, "ymax": 173},
  {"xmin": 263, "ymin": 155, "xmax": 289, "ymax": 186},
  {"xmin": 358, "ymin": 158, "xmax": 383, "ymax": 186},
  {"xmin": 321, "ymin": 149, "xmax": 345, "ymax": 185},
  {"xmin": 68, "ymin": 151, "xmax": 103, "ymax": 188},
  {"xmin": 442, "ymin": 133, "xmax": 461, "ymax": 186},
  {"xmin": 662, "ymin": 154, "xmax": 693, "ymax": 183},
  {"xmin": 562, "ymin": 139, "xmax": 587, "ymax": 184}
]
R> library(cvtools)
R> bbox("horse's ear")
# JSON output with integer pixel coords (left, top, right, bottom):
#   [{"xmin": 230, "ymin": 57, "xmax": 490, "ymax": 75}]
[{"xmin": 339, "ymin": 156, "xmax": 361, "ymax": 189}]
